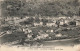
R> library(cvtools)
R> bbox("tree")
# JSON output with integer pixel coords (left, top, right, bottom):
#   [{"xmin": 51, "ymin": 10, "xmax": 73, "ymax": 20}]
[{"xmin": 1, "ymin": 0, "xmax": 26, "ymax": 17}]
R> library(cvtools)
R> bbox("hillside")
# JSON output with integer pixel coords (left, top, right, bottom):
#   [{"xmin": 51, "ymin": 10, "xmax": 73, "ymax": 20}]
[{"xmin": 1, "ymin": 0, "xmax": 80, "ymax": 17}]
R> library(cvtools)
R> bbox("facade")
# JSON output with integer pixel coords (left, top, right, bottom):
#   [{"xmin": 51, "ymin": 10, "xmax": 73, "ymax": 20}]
[
  {"xmin": 76, "ymin": 21, "xmax": 80, "ymax": 26},
  {"xmin": 59, "ymin": 17, "xmax": 67, "ymax": 19},
  {"xmin": 23, "ymin": 28, "xmax": 32, "ymax": 34},
  {"xmin": 34, "ymin": 22, "xmax": 43, "ymax": 26},
  {"xmin": 59, "ymin": 19, "xmax": 65, "ymax": 26},
  {"xmin": 46, "ymin": 23, "xmax": 56, "ymax": 27},
  {"xmin": 46, "ymin": 30, "xmax": 54, "ymax": 33},
  {"xmin": 46, "ymin": 20, "xmax": 57, "ymax": 27}
]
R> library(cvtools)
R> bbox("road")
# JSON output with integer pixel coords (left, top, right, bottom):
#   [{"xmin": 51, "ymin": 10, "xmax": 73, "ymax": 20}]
[
  {"xmin": 0, "ymin": 38, "xmax": 80, "ymax": 51},
  {"xmin": 42, "ymin": 38, "xmax": 80, "ymax": 47}
]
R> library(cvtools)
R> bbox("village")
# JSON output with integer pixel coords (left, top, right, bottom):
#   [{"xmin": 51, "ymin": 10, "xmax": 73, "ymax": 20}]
[{"xmin": 0, "ymin": 15, "xmax": 80, "ymax": 45}]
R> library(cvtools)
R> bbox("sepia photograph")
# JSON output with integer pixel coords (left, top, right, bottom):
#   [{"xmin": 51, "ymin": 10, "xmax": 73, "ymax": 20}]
[{"xmin": 0, "ymin": 0, "xmax": 80, "ymax": 51}]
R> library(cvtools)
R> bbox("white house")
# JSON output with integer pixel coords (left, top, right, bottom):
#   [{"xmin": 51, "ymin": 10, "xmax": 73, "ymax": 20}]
[
  {"xmin": 59, "ymin": 17, "xmax": 67, "ymax": 19},
  {"xmin": 27, "ymin": 34, "xmax": 32, "ymax": 39},
  {"xmin": 39, "ymin": 17, "xmax": 43, "ymax": 20},
  {"xmin": 46, "ymin": 23, "xmax": 55, "ymax": 26},
  {"xmin": 14, "ymin": 17, "xmax": 29, "ymax": 24},
  {"xmin": 25, "ymin": 16, "xmax": 29, "ymax": 19},
  {"xmin": 34, "ymin": 22, "xmax": 43, "ymax": 26},
  {"xmin": 55, "ymin": 33, "xmax": 62, "ymax": 37},
  {"xmin": 65, "ymin": 20, "xmax": 69, "ymax": 24},
  {"xmin": 46, "ymin": 21, "xmax": 57, "ymax": 27},
  {"xmin": 46, "ymin": 30, "xmax": 54, "ymax": 33},
  {"xmin": 5, "ymin": 17, "xmax": 13, "ymax": 21},
  {"xmin": 6, "ymin": 31, "xmax": 12, "ymax": 34},
  {"xmin": 13, "ymin": 17, "xmax": 20, "ymax": 20},
  {"xmin": 7, "ymin": 20, "xmax": 15, "ymax": 25},
  {"xmin": 76, "ymin": 21, "xmax": 80, "ymax": 26},
  {"xmin": 59, "ymin": 21, "xmax": 64, "ymax": 25},
  {"xmin": 23, "ymin": 28, "xmax": 32, "ymax": 34},
  {"xmin": 34, "ymin": 33, "xmax": 49, "ymax": 40},
  {"xmin": 59, "ymin": 19, "xmax": 65, "ymax": 25},
  {"xmin": 59, "ymin": 20, "xmax": 69, "ymax": 26}
]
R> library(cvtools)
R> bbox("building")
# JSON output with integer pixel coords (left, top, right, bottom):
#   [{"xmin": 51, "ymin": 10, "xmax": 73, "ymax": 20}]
[
  {"xmin": 65, "ymin": 19, "xmax": 69, "ymax": 24},
  {"xmin": 46, "ymin": 29, "xmax": 54, "ymax": 33},
  {"xmin": 59, "ymin": 17, "xmax": 67, "ymax": 19},
  {"xmin": 59, "ymin": 19, "xmax": 65, "ymax": 26},
  {"xmin": 76, "ymin": 21, "xmax": 80, "ymax": 26},
  {"xmin": 69, "ymin": 21, "xmax": 76, "ymax": 26},
  {"xmin": 13, "ymin": 17, "xmax": 20, "ymax": 20},
  {"xmin": 46, "ymin": 20, "xmax": 57, "ymax": 27},
  {"xmin": 35, "ymin": 32, "xmax": 49, "ymax": 40},
  {"xmin": 55, "ymin": 33, "xmax": 62, "ymax": 37},
  {"xmin": 5, "ymin": 17, "xmax": 13, "ymax": 21},
  {"xmin": 23, "ymin": 28, "xmax": 32, "ymax": 34},
  {"xmin": 34, "ymin": 22, "xmax": 43, "ymax": 26}
]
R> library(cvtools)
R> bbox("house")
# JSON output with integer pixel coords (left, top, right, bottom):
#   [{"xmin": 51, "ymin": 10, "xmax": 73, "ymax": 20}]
[
  {"xmin": 55, "ymin": 33, "xmax": 62, "ymax": 37},
  {"xmin": 59, "ymin": 19, "xmax": 65, "ymax": 26},
  {"xmin": 6, "ymin": 31, "xmax": 12, "ymax": 34},
  {"xmin": 59, "ymin": 17, "xmax": 71, "ymax": 26},
  {"xmin": 60, "ymin": 21, "xmax": 64, "ymax": 25},
  {"xmin": 34, "ymin": 22, "xmax": 43, "ymax": 26},
  {"xmin": 5, "ymin": 17, "xmax": 13, "ymax": 21},
  {"xmin": 46, "ymin": 30, "xmax": 54, "ymax": 33},
  {"xmin": 27, "ymin": 34, "xmax": 33, "ymax": 39},
  {"xmin": 34, "ymin": 32, "xmax": 49, "ymax": 40},
  {"xmin": 13, "ymin": 17, "xmax": 20, "ymax": 20},
  {"xmin": 46, "ymin": 21, "xmax": 57, "ymax": 27},
  {"xmin": 13, "ymin": 17, "xmax": 21, "ymax": 24},
  {"xmin": 74, "ymin": 17, "xmax": 80, "ymax": 22},
  {"xmin": 39, "ymin": 17, "xmax": 43, "ymax": 20},
  {"xmin": 46, "ymin": 23, "xmax": 56, "ymax": 27},
  {"xmin": 5, "ymin": 17, "xmax": 20, "ymax": 25},
  {"xmin": 64, "ymin": 18, "xmax": 71, "ymax": 25},
  {"xmin": 14, "ymin": 17, "xmax": 29, "ymax": 24},
  {"xmin": 59, "ymin": 17, "xmax": 67, "ymax": 19},
  {"xmin": 23, "ymin": 28, "xmax": 32, "ymax": 34},
  {"xmin": 69, "ymin": 21, "xmax": 76, "ymax": 26},
  {"xmin": 65, "ymin": 20, "xmax": 69, "ymax": 24},
  {"xmin": 76, "ymin": 21, "xmax": 80, "ymax": 26},
  {"xmin": 53, "ymin": 17, "xmax": 59, "ymax": 20},
  {"xmin": 7, "ymin": 20, "xmax": 15, "ymax": 25},
  {"xmin": 25, "ymin": 16, "xmax": 29, "ymax": 19}
]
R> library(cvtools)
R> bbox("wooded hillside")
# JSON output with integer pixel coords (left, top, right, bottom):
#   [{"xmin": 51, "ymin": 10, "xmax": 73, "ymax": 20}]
[{"xmin": 1, "ymin": 0, "xmax": 80, "ymax": 17}]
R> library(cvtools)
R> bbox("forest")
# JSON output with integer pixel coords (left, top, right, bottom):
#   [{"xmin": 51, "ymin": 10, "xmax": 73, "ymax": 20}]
[{"xmin": 1, "ymin": 0, "xmax": 80, "ymax": 17}]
